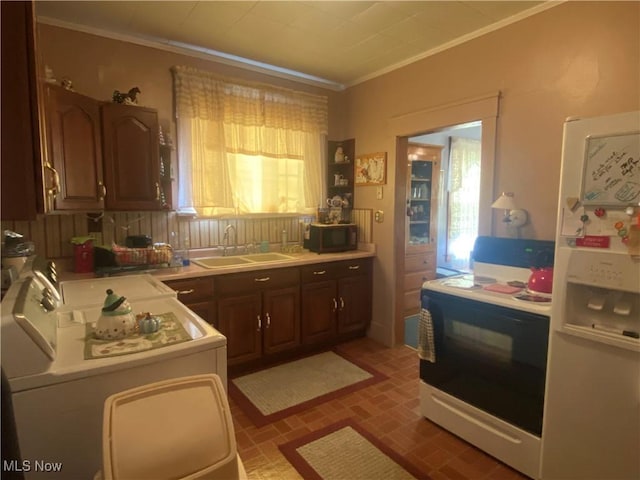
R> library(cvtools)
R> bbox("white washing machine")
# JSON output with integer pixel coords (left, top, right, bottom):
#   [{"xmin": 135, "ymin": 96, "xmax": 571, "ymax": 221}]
[{"xmin": 1, "ymin": 273, "xmax": 227, "ymax": 480}]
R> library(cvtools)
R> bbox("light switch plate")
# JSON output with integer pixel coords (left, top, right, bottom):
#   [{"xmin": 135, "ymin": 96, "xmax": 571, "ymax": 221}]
[
  {"xmin": 374, "ymin": 210, "xmax": 384, "ymax": 223},
  {"xmin": 376, "ymin": 186, "xmax": 383, "ymax": 200}
]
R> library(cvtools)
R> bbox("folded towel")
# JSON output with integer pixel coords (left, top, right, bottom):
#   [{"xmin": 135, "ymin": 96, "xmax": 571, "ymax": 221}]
[{"xmin": 417, "ymin": 307, "xmax": 436, "ymax": 363}]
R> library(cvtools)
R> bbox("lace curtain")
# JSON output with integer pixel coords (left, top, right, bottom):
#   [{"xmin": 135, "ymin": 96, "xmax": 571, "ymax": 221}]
[
  {"xmin": 447, "ymin": 136, "xmax": 481, "ymax": 270},
  {"xmin": 172, "ymin": 66, "xmax": 327, "ymax": 216}
]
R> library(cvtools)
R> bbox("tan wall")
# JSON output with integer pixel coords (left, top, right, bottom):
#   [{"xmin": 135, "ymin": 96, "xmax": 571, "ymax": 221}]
[{"xmin": 344, "ymin": 1, "xmax": 640, "ymax": 345}]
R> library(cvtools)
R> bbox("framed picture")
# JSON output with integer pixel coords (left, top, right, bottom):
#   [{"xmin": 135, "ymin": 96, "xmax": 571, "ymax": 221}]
[{"xmin": 355, "ymin": 152, "xmax": 387, "ymax": 186}]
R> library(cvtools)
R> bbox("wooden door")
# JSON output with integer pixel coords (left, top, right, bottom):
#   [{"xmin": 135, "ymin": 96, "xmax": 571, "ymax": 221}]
[
  {"xmin": 301, "ymin": 280, "xmax": 337, "ymax": 345},
  {"xmin": 1, "ymin": 1, "xmax": 42, "ymax": 220},
  {"xmin": 101, "ymin": 103, "xmax": 160, "ymax": 210},
  {"xmin": 337, "ymin": 274, "xmax": 371, "ymax": 334},
  {"xmin": 262, "ymin": 286, "xmax": 301, "ymax": 355},
  {"xmin": 217, "ymin": 292, "xmax": 262, "ymax": 366},
  {"xmin": 46, "ymin": 85, "xmax": 104, "ymax": 210}
]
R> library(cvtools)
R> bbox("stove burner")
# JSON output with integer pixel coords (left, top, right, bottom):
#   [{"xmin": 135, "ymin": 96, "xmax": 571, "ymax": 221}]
[{"xmin": 440, "ymin": 277, "xmax": 481, "ymax": 289}]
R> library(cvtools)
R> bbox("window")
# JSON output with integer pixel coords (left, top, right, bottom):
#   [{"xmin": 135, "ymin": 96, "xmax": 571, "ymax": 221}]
[
  {"xmin": 172, "ymin": 66, "xmax": 327, "ymax": 216},
  {"xmin": 446, "ymin": 136, "xmax": 481, "ymax": 270}
]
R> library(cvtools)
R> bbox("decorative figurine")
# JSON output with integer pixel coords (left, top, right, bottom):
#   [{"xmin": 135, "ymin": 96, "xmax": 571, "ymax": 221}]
[
  {"xmin": 137, "ymin": 312, "xmax": 162, "ymax": 334},
  {"xmin": 112, "ymin": 87, "xmax": 141, "ymax": 105},
  {"xmin": 60, "ymin": 77, "xmax": 75, "ymax": 91},
  {"xmin": 94, "ymin": 289, "xmax": 136, "ymax": 340}
]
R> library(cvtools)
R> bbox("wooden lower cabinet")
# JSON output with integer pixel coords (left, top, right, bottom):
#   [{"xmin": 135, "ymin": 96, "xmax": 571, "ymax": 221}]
[
  {"xmin": 164, "ymin": 258, "xmax": 373, "ymax": 370},
  {"xmin": 163, "ymin": 276, "xmax": 215, "ymax": 326},
  {"xmin": 301, "ymin": 258, "xmax": 372, "ymax": 346},
  {"xmin": 215, "ymin": 268, "xmax": 300, "ymax": 367}
]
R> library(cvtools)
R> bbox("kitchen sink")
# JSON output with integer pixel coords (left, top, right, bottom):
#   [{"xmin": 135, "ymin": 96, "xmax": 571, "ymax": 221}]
[
  {"xmin": 242, "ymin": 253, "xmax": 294, "ymax": 262},
  {"xmin": 192, "ymin": 257, "xmax": 252, "ymax": 268},
  {"xmin": 192, "ymin": 252, "xmax": 294, "ymax": 269}
]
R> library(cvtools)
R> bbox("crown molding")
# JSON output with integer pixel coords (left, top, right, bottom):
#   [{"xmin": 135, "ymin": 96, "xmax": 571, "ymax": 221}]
[{"xmin": 37, "ymin": 15, "xmax": 347, "ymax": 92}]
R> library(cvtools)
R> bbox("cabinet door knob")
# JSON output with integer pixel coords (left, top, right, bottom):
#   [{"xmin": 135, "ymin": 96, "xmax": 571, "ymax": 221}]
[
  {"xmin": 257, "ymin": 315, "xmax": 262, "ymax": 331},
  {"xmin": 155, "ymin": 182, "xmax": 161, "ymax": 201},
  {"xmin": 265, "ymin": 313, "xmax": 271, "ymax": 328},
  {"xmin": 332, "ymin": 298, "xmax": 337, "ymax": 312},
  {"xmin": 254, "ymin": 276, "xmax": 270, "ymax": 282},
  {"xmin": 339, "ymin": 297, "xmax": 345, "ymax": 310}
]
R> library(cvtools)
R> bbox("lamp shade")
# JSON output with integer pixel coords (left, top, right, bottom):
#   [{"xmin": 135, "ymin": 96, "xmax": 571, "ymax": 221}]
[{"xmin": 491, "ymin": 192, "xmax": 517, "ymax": 210}]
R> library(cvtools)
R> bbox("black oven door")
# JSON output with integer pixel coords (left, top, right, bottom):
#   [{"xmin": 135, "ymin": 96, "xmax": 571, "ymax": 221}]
[{"xmin": 420, "ymin": 290, "xmax": 549, "ymax": 436}]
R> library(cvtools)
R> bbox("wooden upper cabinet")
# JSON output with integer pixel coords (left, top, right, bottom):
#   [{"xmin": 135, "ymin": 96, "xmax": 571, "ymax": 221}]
[
  {"xmin": 45, "ymin": 85, "xmax": 104, "ymax": 210},
  {"xmin": 101, "ymin": 104, "xmax": 161, "ymax": 211},
  {"xmin": 1, "ymin": 1, "xmax": 43, "ymax": 220}
]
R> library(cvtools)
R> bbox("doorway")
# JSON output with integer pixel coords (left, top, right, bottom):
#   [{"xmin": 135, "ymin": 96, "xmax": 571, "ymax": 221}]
[
  {"xmin": 410, "ymin": 121, "xmax": 482, "ymax": 275},
  {"xmin": 389, "ymin": 92, "xmax": 500, "ymax": 346}
]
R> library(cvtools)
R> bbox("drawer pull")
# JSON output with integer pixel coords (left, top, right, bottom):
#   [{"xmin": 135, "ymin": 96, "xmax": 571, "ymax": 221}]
[
  {"xmin": 348, "ymin": 265, "xmax": 360, "ymax": 270},
  {"xmin": 176, "ymin": 289, "xmax": 195, "ymax": 295},
  {"xmin": 313, "ymin": 270, "xmax": 326, "ymax": 275},
  {"xmin": 254, "ymin": 276, "xmax": 271, "ymax": 282}
]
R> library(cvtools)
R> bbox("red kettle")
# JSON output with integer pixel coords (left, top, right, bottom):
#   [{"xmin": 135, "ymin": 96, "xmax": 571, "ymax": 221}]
[{"xmin": 528, "ymin": 267, "xmax": 554, "ymax": 294}]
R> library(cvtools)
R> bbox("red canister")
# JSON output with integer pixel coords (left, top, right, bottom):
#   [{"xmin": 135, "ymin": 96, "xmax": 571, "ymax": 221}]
[{"xmin": 71, "ymin": 237, "xmax": 94, "ymax": 273}]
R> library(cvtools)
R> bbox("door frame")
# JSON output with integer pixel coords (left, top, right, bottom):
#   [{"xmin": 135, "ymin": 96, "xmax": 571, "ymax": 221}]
[{"xmin": 390, "ymin": 92, "xmax": 501, "ymax": 345}]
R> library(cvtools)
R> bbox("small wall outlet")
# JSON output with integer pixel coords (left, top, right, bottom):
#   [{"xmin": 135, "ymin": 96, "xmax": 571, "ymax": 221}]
[
  {"xmin": 376, "ymin": 186, "xmax": 383, "ymax": 200},
  {"xmin": 374, "ymin": 210, "xmax": 384, "ymax": 223}
]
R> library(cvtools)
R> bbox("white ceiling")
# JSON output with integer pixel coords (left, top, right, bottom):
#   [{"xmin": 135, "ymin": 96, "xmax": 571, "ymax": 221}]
[{"xmin": 36, "ymin": 1, "xmax": 555, "ymax": 90}]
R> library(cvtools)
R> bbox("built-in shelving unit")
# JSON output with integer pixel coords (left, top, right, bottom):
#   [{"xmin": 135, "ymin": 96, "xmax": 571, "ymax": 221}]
[{"xmin": 326, "ymin": 139, "xmax": 355, "ymax": 223}]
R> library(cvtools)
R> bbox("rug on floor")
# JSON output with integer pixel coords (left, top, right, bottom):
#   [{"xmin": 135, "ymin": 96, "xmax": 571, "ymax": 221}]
[
  {"xmin": 229, "ymin": 350, "xmax": 387, "ymax": 427},
  {"xmin": 279, "ymin": 419, "xmax": 426, "ymax": 480}
]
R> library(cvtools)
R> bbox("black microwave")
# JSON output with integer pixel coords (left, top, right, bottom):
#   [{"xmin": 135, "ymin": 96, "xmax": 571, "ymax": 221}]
[{"xmin": 303, "ymin": 223, "xmax": 358, "ymax": 253}]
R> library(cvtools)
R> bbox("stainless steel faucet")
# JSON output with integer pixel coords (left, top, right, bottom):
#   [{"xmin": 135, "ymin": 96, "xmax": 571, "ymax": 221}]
[{"xmin": 223, "ymin": 224, "xmax": 237, "ymax": 256}]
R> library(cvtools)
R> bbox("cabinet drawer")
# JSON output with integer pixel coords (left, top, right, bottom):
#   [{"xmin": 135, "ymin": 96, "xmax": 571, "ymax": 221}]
[
  {"xmin": 405, "ymin": 252, "xmax": 435, "ymax": 273},
  {"xmin": 216, "ymin": 267, "xmax": 299, "ymax": 295},
  {"xmin": 164, "ymin": 276, "xmax": 214, "ymax": 303},
  {"xmin": 301, "ymin": 258, "xmax": 371, "ymax": 283},
  {"xmin": 333, "ymin": 258, "xmax": 372, "ymax": 278},
  {"xmin": 300, "ymin": 263, "xmax": 338, "ymax": 283},
  {"xmin": 404, "ymin": 271, "xmax": 432, "ymax": 292},
  {"xmin": 404, "ymin": 290, "xmax": 421, "ymax": 312}
]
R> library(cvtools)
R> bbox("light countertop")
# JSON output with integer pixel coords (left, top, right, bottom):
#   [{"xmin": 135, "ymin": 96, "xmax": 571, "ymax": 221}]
[{"xmin": 59, "ymin": 244, "xmax": 376, "ymax": 283}]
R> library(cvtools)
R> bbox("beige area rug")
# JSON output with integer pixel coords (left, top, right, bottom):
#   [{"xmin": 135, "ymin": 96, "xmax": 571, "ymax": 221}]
[
  {"xmin": 279, "ymin": 419, "xmax": 426, "ymax": 480},
  {"xmin": 229, "ymin": 350, "xmax": 386, "ymax": 427}
]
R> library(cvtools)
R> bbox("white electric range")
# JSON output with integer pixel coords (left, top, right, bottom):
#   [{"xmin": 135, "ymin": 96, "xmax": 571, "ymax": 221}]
[
  {"xmin": 419, "ymin": 236, "xmax": 555, "ymax": 479},
  {"xmin": 1, "ymin": 258, "xmax": 227, "ymax": 479}
]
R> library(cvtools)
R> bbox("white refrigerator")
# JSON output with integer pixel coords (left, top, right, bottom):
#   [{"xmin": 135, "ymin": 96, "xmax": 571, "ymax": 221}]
[{"xmin": 541, "ymin": 111, "xmax": 640, "ymax": 479}]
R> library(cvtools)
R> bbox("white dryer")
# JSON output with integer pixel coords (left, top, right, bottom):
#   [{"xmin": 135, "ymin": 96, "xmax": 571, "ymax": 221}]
[{"xmin": 1, "ymin": 274, "xmax": 227, "ymax": 480}]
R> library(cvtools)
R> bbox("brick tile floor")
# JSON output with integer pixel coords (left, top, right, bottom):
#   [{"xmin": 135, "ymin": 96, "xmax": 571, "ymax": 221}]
[{"xmin": 230, "ymin": 337, "xmax": 529, "ymax": 480}]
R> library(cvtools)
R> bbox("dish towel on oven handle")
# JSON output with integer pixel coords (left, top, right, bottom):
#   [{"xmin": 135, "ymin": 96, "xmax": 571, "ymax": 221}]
[{"xmin": 418, "ymin": 307, "xmax": 436, "ymax": 363}]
